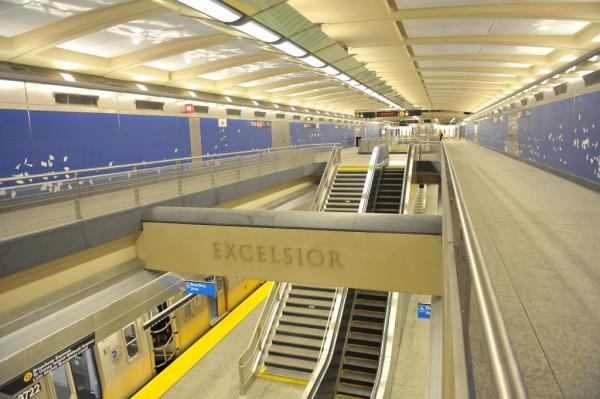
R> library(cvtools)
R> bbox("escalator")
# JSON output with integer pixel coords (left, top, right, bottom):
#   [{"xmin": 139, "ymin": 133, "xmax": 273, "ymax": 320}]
[
  {"xmin": 306, "ymin": 144, "xmax": 412, "ymax": 399},
  {"xmin": 324, "ymin": 167, "xmax": 368, "ymax": 212},
  {"xmin": 369, "ymin": 167, "xmax": 405, "ymax": 214},
  {"xmin": 335, "ymin": 291, "xmax": 388, "ymax": 398}
]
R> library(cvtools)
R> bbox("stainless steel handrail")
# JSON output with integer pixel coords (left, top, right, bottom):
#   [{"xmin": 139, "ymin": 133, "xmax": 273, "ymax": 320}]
[
  {"xmin": 238, "ymin": 281, "xmax": 289, "ymax": 394},
  {"xmin": 399, "ymin": 143, "xmax": 415, "ymax": 214},
  {"xmin": 310, "ymin": 145, "xmax": 341, "ymax": 211},
  {"xmin": 442, "ymin": 144, "xmax": 528, "ymax": 399},
  {"xmin": 358, "ymin": 144, "xmax": 389, "ymax": 213}
]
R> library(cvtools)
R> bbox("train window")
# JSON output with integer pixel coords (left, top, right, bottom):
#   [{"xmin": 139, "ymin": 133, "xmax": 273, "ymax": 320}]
[{"xmin": 122, "ymin": 323, "xmax": 139, "ymax": 360}]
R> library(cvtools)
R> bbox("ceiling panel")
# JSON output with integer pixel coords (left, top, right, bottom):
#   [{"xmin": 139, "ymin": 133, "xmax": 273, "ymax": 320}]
[
  {"xmin": 199, "ymin": 60, "xmax": 295, "ymax": 80},
  {"xmin": 266, "ymin": 80, "xmax": 329, "ymax": 93},
  {"xmin": 421, "ymin": 71, "xmax": 517, "ymax": 77},
  {"xmin": 58, "ymin": 12, "xmax": 219, "ymax": 58},
  {"xmin": 395, "ymin": 0, "xmax": 598, "ymax": 8},
  {"xmin": 238, "ymin": 71, "xmax": 315, "ymax": 87},
  {"xmin": 412, "ymin": 44, "xmax": 482, "ymax": 55},
  {"xmin": 472, "ymin": 61, "xmax": 531, "ymax": 68},
  {"xmin": 479, "ymin": 45, "xmax": 554, "ymax": 55},
  {"xmin": 145, "ymin": 40, "xmax": 262, "ymax": 71},
  {"xmin": 490, "ymin": 19, "xmax": 588, "ymax": 35},
  {"xmin": 404, "ymin": 19, "xmax": 493, "ymax": 38},
  {"xmin": 0, "ymin": 0, "xmax": 126, "ymax": 37}
]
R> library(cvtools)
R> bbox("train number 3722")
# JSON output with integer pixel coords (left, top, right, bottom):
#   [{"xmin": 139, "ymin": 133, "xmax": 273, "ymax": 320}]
[{"xmin": 17, "ymin": 383, "xmax": 41, "ymax": 399}]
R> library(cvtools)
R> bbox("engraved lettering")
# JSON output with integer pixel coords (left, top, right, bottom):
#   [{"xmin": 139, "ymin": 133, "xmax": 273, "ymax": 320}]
[
  {"xmin": 239, "ymin": 244, "xmax": 253, "ymax": 262},
  {"xmin": 257, "ymin": 245, "xmax": 266, "ymax": 263},
  {"xmin": 329, "ymin": 250, "xmax": 342, "ymax": 268},
  {"xmin": 213, "ymin": 243, "xmax": 222, "ymax": 259},
  {"xmin": 297, "ymin": 248, "xmax": 303, "ymax": 265},
  {"xmin": 225, "ymin": 243, "xmax": 237, "ymax": 260},
  {"xmin": 307, "ymin": 249, "xmax": 324, "ymax": 267},
  {"xmin": 270, "ymin": 246, "xmax": 281, "ymax": 264},
  {"xmin": 283, "ymin": 247, "xmax": 292, "ymax": 265}
]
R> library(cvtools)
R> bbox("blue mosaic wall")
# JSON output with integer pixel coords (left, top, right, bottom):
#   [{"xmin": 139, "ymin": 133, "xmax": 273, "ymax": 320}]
[
  {"xmin": 465, "ymin": 123, "xmax": 476, "ymax": 141},
  {"xmin": 199, "ymin": 118, "xmax": 272, "ymax": 155},
  {"xmin": 476, "ymin": 113, "xmax": 508, "ymax": 151},
  {"xmin": 362, "ymin": 124, "xmax": 380, "ymax": 139},
  {"xmin": 0, "ymin": 110, "xmax": 190, "ymax": 179},
  {"xmin": 289, "ymin": 123, "xmax": 354, "ymax": 146},
  {"xmin": 518, "ymin": 91, "xmax": 600, "ymax": 182}
]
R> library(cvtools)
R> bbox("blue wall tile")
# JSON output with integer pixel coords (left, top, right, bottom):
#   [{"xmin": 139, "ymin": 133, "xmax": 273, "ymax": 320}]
[
  {"xmin": 199, "ymin": 118, "xmax": 272, "ymax": 155},
  {"xmin": 290, "ymin": 122, "xmax": 354, "ymax": 146}
]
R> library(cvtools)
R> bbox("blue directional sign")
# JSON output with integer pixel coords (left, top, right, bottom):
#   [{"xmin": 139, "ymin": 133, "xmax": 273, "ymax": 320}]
[
  {"xmin": 184, "ymin": 281, "xmax": 216, "ymax": 297},
  {"xmin": 417, "ymin": 303, "xmax": 431, "ymax": 319}
]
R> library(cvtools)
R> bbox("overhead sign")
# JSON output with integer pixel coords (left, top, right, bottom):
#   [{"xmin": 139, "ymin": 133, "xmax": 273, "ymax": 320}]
[
  {"xmin": 417, "ymin": 303, "xmax": 431, "ymax": 319},
  {"xmin": 183, "ymin": 103, "xmax": 195, "ymax": 114},
  {"xmin": 184, "ymin": 280, "xmax": 217, "ymax": 297},
  {"xmin": 355, "ymin": 110, "xmax": 422, "ymax": 119},
  {"xmin": 250, "ymin": 120, "xmax": 271, "ymax": 128},
  {"xmin": 304, "ymin": 123, "xmax": 317, "ymax": 128},
  {"xmin": 355, "ymin": 111, "xmax": 376, "ymax": 119},
  {"xmin": 0, "ymin": 334, "xmax": 95, "ymax": 396}
]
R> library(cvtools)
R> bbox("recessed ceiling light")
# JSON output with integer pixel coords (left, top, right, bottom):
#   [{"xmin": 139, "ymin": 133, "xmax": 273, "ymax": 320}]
[
  {"xmin": 233, "ymin": 20, "xmax": 280, "ymax": 43},
  {"xmin": 60, "ymin": 72, "xmax": 76, "ymax": 82},
  {"xmin": 274, "ymin": 104, "xmax": 279, "ymax": 109},
  {"xmin": 588, "ymin": 55, "xmax": 599, "ymax": 62},
  {"xmin": 188, "ymin": 91, "xmax": 197, "ymax": 98},
  {"xmin": 176, "ymin": 0, "xmax": 242, "ymax": 23},
  {"xmin": 561, "ymin": 54, "xmax": 577, "ymax": 62},
  {"xmin": 320, "ymin": 65, "xmax": 340, "ymax": 76},
  {"xmin": 298, "ymin": 55, "xmax": 326, "ymax": 68},
  {"xmin": 225, "ymin": 96, "xmax": 232, "ymax": 103},
  {"xmin": 137, "ymin": 84, "xmax": 148, "ymax": 91},
  {"xmin": 336, "ymin": 74, "xmax": 351, "ymax": 81},
  {"xmin": 252, "ymin": 100, "xmax": 259, "ymax": 106},
  {"xmin": 271, "ymin": 40, "xmax": 306, "ymax": 57}
]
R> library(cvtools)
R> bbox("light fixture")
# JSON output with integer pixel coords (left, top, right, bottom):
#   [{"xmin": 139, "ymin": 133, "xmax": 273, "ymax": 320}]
[
  {"xmin": 252, "ymin": 100, "xmax": 259, "ymax": 106},
  {"xmin": 188, "ymin": 91, "xmax": 197, "ymax": 98},
  {"xmin": 347, "ymin": 80, "xmax": 360, "ymax": 86},
  {"xmin": 560, "ymin": 54, "xmax": 577, "ymax": 62},
  {"xmin": 225, "ymin": 96, "xmax": 232, "ymax": 103},
  {"xmin": 274, "ymin": 104, "xmax": 279, "ymax": 109},
  {"xmin": 320, "ymin": 65, "xmax": 340, "ymax": 76},
  {"xmin": 271, "ymin": 40, "xmax": 307, "ymax": 57},
  {"xmin": 291, "ymin": 106, "xmax": 296, "ymax": 111},
  {"xmin": 588, "ymin": 55, "xmax": 599, "ymax": 62},
  {"xmin": 335, "ymin": 74, "xmax": 350, "ymax": 81},
  {"xmin": 60, "ymin": 72, "xmax": 76, "ymax": 82},
  {"xmin": 298, "ymin": 55, "xmax": 326, "ymax": 68},
  {"xmin": 137, "ymin": 83, "xmax": 148, "ymax": 91},
  {"xmin": 233, "ymin": 20, "xmax": 280, "ymax": 43},
  {"xmin": 176, "ymin": 0, "xmax": 242, "ymax": 23}
]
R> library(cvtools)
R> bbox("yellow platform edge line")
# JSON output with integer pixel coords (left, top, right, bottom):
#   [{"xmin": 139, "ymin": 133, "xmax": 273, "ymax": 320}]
[
  {"xmin": 338, "ymin": 166, "xmax": 369, "ymax": 171},
  {"xmin": 132, "ymin": 281, "xmax": 273, "ymax": 399},
  {"xmin": 259, "ymin": 366, "xmax": 308, "ymax": 386}
]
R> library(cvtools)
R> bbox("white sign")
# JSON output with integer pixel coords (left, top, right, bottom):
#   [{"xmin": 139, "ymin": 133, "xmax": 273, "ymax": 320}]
[{"xmin": 218, "ymin": 118, "xmax": 227, "ymax": 128}]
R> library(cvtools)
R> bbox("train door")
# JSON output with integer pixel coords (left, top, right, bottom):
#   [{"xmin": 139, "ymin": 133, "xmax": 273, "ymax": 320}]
[
  {"xmin": 206, "ymin": 276, "xmax": 227, "ymax": 324},
  {"xmin": 49, "ymin": 347, "xmax": 101, "ymax": 399}
]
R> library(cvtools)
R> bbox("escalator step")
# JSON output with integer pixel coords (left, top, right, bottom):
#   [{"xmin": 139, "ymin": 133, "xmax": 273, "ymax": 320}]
[
  {"xmin": 336, "ymin": 382, "xmax": 372, "ymax": 399},
  {"xmin": 345, "ymin": 344, "xmax": 380, "ymax": 360},
  {"xmin": 351, "ymin": 321, "xmax": 384, "ymax": 335},
  {"xmin": 353, "ymin": 309, "xmax": 385, "ymax": 323},
  {"xmin": 348, "ymin": 332, "xmax": 382, "ymax": 347},
  {"xmin": 342, "ymin": 356, "xmax": 379, "ymax": 372},
  {"xmin": 340, "ymin": 370, "xmax": 376, "ymax": 386}
]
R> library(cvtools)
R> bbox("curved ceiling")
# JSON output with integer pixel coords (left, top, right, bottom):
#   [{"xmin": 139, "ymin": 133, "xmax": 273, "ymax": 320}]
[{"xmin": 288, "ymin": 0, "xmax": 600, "ymax": 112}]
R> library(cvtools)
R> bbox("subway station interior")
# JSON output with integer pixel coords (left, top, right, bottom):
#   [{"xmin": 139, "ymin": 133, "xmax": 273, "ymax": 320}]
[{"xmin": 0, "ymin": 1, "xmax": 599, "ymax": 398}]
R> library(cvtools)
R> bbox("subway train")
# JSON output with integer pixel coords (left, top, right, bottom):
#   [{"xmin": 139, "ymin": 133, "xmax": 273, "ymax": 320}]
[{"xmin": 0, "ymin": 262, "xmax": 262, "ymax": 399}]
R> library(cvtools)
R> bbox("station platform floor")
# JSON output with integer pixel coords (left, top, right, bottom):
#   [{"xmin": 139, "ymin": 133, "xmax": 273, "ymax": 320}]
[{"xmin": 445, "ymin": 141, "xmax": 600, "ymax": 398}]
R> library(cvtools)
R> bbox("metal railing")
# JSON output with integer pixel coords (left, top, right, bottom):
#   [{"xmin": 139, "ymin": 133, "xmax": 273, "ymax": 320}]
[
  {"xmin": 238, "ymin": 281, "xmax": 289, "ymax": 394},
  {"xmin": 0, "ymin": 144, "xmax": 335, "ymax": 239},
  {"xmin": 441, "ymin": 143, "xmax": 528, "ymax": 398},
  {"xmin": 311, "ymin": 145, "xmax": 342, "ymax": 211},
  {"xmin": 358, "ymin": 144, "xmax": 389, "ymax": 213}
]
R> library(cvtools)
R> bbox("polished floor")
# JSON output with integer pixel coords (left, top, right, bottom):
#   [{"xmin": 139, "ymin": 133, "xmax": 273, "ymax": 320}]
[{"xmin": 446, "ymin": 141, "xmax": 600, "ymax": 399}]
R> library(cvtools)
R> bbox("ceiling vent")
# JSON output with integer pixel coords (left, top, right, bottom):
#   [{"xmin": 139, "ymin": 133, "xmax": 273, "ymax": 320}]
[
  {"xmin": 226, "ymin": 108, "xmax": 242, "ymax": 116},
  {"xmin": 135, "ymin": 100, "xmax": 164, "ymax": 110},
  {"xmin": 520, "ymin": 98, "xmax": 528, "ymax": 106},
  {"xmin": 553, "ymin": 83, "xmax": 567, "ymax": 96},
  {"xmin": 54, "ymin": 93, "xmax": 99, "ymax": 106},
  {"xmin": 194, "ymin": 105, "xmax": 209, "ymax": 114},
  {"xmin": 293, "ymin": 115, "xmax": 301, "ymax": 120},
  {"xmin": 254, "ymin": 111, "xmax": 266, "ymax": 118},
  {"xmin": 275, "ymin": 113, "xmax": 285, "ymax": 119},
  {"xmin": 534, "ymin": 92, "xmax": 544, "ymax": 102},
  {"xmin": 583, "ymin": 70, "xmax": 600, "ymax": 87}
]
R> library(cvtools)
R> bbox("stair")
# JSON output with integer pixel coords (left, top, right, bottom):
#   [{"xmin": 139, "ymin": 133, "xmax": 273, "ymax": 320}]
[
  {"xmin": 324, "ymin": 168, "xmax": 368, "ymax": 213},
  {"xmin": 334, "ymin": 290, "xmax": 389, "ymax": 399},
  {"xmin": 262, "ymin": 284, "xmax": 337, "ymax": 382},
  {"xmin": 371, "ymin": 167, "xmax": 404, "ymax": 214}
]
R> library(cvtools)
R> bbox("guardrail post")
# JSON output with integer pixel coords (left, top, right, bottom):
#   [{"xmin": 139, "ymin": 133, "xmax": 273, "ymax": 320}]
[
  {"xmin": 73, "ymin": 172, "xmax": 82, "ymax": 220},
  {"xmin": 176, "ymin": 160, "xmax": 183, "ymax": 195},
  {"xmin": 133, "ymin": 165, "xmax": 141, "ymax": 205}
]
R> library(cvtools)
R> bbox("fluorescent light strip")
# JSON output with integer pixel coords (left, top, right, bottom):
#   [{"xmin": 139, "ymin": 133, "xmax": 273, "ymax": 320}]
[
  {"xmin": 298, "ymin": 55, "xmax": 326, "ymax": 68},
  {"xmin": 60, "ymin": 72, "xmax": 76, "ymax": 82},
  {"xmin": 320, "ymin": 65, "xmax": 340, "ymax": 76},
  {"xmin": 233, "ymin": 20, "xmax": 280, "ymax": 43},
  {"xmin": 177, "ymin": 0, "xmax": 241, "ymax": 23},
  {"xmin": 271, "ymin": 40, "xmax": 306, "ymax": 57},
  {"xmin": 336, "ymin": 74, "xmax": 350, "ymax": 81}
]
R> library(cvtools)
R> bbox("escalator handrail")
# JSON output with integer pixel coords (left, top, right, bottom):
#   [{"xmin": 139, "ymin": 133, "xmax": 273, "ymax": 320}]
[
  {"xmin": 311, "ymin": 145, "xmax": 341, "ymax": 211},
  {"xmin": 399, "ymin": 143, "xmax": 415, "ymax": 214},
  {"xmin": 358, "ymin": 144, "xmax": 389, "ymax": 213},
  {"xmin": 442, "ymin": 144, "xmax": 528, "ymax": 399}
]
